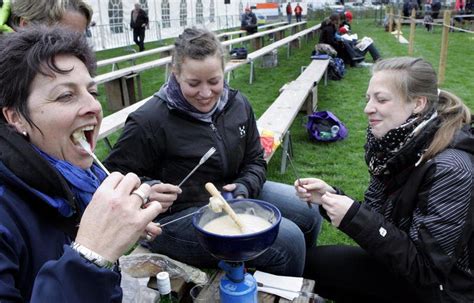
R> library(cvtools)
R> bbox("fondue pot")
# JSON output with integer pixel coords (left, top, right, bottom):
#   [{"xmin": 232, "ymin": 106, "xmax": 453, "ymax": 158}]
[{"xmin": 192, "ymin": 199, "xmax": 281, "ymax": 303}]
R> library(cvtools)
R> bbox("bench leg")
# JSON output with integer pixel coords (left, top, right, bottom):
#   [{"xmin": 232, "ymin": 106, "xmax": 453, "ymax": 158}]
[
  {"xmin": 120, "ymin": 77, "xmax": 131, "ymax": 107},
  {"xmin": 280, "ymin": 131, "xmax": 293, "ymax": 174},
  {"xmin": 104, "ymin": 137, "xmax": 113, "ymax": 151},
  {"xmin": 249, "ymin": 61, "xmax": 254, "ymax": 84},
  {"xmin": 165, "ymin": 63, "xmax": 170, "ymax": 81},
  {"xmin": 136, "ymin": 74, "xmax": 143, "ymax": 100}
]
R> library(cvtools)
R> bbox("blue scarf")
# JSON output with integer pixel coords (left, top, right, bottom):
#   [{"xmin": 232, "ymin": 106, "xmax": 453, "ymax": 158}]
[
  {"xmin": 34, "ymin": 146, "xmax": 107, "ymax": 216},
  {"xmin": 164, "ymin": 73, "xmax": 229, "ymax": 123}
]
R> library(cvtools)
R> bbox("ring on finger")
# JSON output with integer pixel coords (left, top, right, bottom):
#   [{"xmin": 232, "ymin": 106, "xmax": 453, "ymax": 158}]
[
  {"xmin": 131, "ymin": 188, "xmax": 149, "ymax": 206},
  {"xmin": 145, "ymin": 232, "xmax": 153, "ymax": 241}
]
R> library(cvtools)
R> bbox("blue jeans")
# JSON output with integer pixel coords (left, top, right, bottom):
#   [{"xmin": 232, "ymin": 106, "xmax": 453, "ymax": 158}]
[
  {"xmin": 287, "ymin": 14, "xmax": 292, "ymax": 24},
  {"xmin": 146, "ymin": 181, "xmax": 322, "ymax": 276}
]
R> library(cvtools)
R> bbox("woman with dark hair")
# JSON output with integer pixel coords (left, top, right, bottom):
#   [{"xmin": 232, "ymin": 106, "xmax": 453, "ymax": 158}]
[
  {"xmin": 298, "ymin": 57, "xmax": 473, "ymax": 302},
  {"xmin": 105, "ymin": 27, "xmax": 323, "ymax": 276},
  {"xmin": 0, "ymin": 27, "xmax": 162, "ymax": 302}
]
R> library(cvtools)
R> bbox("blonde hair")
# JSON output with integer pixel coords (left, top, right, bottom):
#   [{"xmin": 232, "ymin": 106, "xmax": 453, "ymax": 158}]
[
  {"xmin": 372, "ymin": 57, "xmax": 471, "ymax": 160},
  {"xmin": 11, "ymin": 0, "xmax": 92, "ymax": 28}
]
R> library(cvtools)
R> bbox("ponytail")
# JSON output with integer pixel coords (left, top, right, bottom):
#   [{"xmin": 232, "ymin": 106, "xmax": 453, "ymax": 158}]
[{"xmin": 424, "ymin": 90, "xmax": 471, "ymax": 160}]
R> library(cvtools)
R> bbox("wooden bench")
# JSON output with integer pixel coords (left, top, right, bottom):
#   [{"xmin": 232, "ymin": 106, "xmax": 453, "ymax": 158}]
[
  {"xmin": 246, "ymin": 23, "xmax": 321, "ymax": 84},
  {"xmin": 223, "ymin": 21, "xmax": 307, "ymax": 51},
  {"xmin": 257, "ymin": 58, "xmax": 329, "ymax": 172},
  {"xmin": 216, "ymin": 21, "xmax": 287, "ymax": 40}
]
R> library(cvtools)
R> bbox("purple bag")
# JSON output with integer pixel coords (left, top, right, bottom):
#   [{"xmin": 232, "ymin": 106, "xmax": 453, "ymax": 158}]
[{"xmin": 306, "ymin": 111, "xmax": 348, "ymax": 142}]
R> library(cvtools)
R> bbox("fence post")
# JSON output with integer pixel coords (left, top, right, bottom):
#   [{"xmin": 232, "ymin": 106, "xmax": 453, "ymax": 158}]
[
  {"xmin": 389, "ymin": 6, "xmax": 394, "ymax": 32},
  {"xmin": 396, "ymin": 9, "xmax": 401, "ymax": 41},
  {"xmin": 438, "ymin": 10, "xmax": 451, "ymax": 85},
  {"xmin": 408, "ymin": 8, "xmax": 416, "ymax": 55}
]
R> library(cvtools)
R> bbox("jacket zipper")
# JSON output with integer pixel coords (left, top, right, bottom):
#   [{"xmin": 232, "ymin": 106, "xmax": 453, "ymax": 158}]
[{"xmin": 210, "ymin": 123, "xmax": 229, "ymax": 177}]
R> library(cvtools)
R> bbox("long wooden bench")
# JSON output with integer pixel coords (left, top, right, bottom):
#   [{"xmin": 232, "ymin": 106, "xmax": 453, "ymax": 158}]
[
  {"xmin": 216, "ymin": 21, "xmax": 288, "ymax": 40},
  {"xmin": 246, "ymin": 23, "xmax": 321, "ymax": 84},
  {"xmin": 97, "ymin": 45, "xmax": 174, "ymax": 70},
  {"xmin": 257, "ymin": 58, "xmax": 329, "ymax": 172}
]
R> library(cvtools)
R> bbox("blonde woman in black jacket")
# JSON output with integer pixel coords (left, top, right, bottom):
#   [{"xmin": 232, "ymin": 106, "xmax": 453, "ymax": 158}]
[{"xmin": 296, "ymin": 57, "xmax": 473, "ymax": 302}]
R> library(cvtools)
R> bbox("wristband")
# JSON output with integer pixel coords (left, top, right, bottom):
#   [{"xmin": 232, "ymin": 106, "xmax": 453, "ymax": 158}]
[{"xmin": 71, "ymin": 242, "xmax": 116, "ymax": 270}]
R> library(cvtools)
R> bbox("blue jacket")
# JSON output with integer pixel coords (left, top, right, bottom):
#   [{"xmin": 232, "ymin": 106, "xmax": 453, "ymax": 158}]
[{"xmin": 0, "ymin": 124, "xmax": 122, "ymax": 302}]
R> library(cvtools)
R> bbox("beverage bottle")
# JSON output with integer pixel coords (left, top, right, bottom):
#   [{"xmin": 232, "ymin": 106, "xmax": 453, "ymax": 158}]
[
  {"xmin": 156, "ymin": 272, "xmax": 177, "ymax": 303},
  {"xmin": 330, "ymin": 125, "xmax": 340, "ymax": 138}
]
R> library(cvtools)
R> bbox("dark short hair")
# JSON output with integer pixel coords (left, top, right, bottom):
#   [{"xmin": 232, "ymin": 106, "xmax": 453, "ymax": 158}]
[
  {"xmin": 0, "ymin": 26, "xmax": 96, "ymax": 126},
  {"xmin": 172, "ymin": 27, "xmax": 225, "ymax": 75}
]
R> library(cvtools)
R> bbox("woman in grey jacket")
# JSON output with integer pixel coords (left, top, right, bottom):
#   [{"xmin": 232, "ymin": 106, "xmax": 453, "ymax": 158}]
[{"xmin": 297, "ymin": 57, "xmax": 473, "ymax": 302}]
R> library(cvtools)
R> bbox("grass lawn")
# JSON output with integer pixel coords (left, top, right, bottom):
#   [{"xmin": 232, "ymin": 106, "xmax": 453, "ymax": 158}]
[{"xmin": 94, "ymin": 18, "xmax": 474, "ymax": 246}]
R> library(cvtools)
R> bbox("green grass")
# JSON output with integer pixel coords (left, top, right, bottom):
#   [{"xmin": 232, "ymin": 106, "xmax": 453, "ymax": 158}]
[{"xmin": 94, "ymin": 19, "xmax": 474, "ymax": 246}]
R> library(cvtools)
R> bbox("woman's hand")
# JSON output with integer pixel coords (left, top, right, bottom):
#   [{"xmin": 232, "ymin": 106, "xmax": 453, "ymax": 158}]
[
  {"xmin": 294, "ymin": 178, "xmax": 335, "ymax": 204},
  {"xmin": 321, "ymin": 192, "xmax": 354, "ymax": 228},
  {"xmin": 75, "ymin": 172, "xmax": 163, "ymax": 263},
  {"xmin": 148, "ymin": 183, "xmax": 181, "ymax": 212},
  {"xmin": 222, "ymin": 184, "xmax": 245, "ymax": 199}
]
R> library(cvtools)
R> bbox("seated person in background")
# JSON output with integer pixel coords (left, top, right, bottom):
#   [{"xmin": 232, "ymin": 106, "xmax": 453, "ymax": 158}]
[
  {"xmin": 298, "ymin": 57, "xmax": 473, "ymax": 302},
  {"xmin": 321, "ymin": 13, "xmax": 381, "ymax": 67},
  {"xmin": 105, "ymin": 27, "xmax": 323, "ymax": 277},
  {"xmin": 0, "ymin": 26, "xmax": 162, "ymax": 302},
  {"xmin": 319, "ymin": 13, "xmax": 353, "ymax": 64},
  {"xmin": 241, "ymin": 7, "xmax": 257, "ymax": 35},
  {"xmin": 424, "ymin": 11, "xmax": 434, "ymax": 31}
]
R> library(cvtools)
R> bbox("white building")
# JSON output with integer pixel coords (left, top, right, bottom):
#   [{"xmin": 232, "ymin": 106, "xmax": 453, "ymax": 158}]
[{"xmin": 87, "ymin": 0, "xmax": 249, "ymax": 50}]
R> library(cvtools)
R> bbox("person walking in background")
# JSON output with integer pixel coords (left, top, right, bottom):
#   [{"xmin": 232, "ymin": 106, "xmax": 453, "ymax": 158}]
[
  {"xmin": 431, "ymin": 0, "xmax": 441, "ymax": 19},
  {"xmin": 130, "ymin": 3, "xmax": 148, "ymax": 52},
  {"xmin": 298, "ymin": 57, "xmax": 473, "ymax": 302},
  {"xmin": 286, "ymin": 2, "xmax": 292, "ymax": 24},
  {"xmin": 294, "ymin": 3, "xmax": 303, "ymax": 22}
]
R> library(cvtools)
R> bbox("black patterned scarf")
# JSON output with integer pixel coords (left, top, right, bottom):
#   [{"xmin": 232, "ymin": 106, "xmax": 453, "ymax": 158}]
[{"xmin": 365, "ymin": 110, "xmax": 440, "ymax": 176}]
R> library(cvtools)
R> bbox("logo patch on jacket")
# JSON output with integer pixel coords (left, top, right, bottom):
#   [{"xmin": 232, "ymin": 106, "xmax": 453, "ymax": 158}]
[{"xmin": 239, "ymin": 125, "xmax": 246, "ymax": 138}]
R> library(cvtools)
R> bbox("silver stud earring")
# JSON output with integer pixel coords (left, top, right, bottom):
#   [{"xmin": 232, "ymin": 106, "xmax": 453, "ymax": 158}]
[{"xmin": 22, "ymin": 131, "xmax": 27, "ymax": 137}]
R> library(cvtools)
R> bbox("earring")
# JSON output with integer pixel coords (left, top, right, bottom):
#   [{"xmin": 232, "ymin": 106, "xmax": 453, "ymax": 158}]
[{"xmin": 22, "ymin": 131, "xmax": 27, "ymax": 137}]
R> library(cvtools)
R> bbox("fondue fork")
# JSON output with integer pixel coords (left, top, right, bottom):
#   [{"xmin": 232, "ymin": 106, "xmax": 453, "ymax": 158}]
[
  {"xmin": 178, "ymin": 147, "xmax": 216, "ymax": 188},
  {"xmin": 156, "ymin": 208, "xmax": 204, "ymax": 228},
  {"xmin": 78, "ymin": 138, "xmax": 111, "ymax": 176},
  {"xmin": 286, "ymin": 152, "xmax": 312, "ymax": 209}
]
